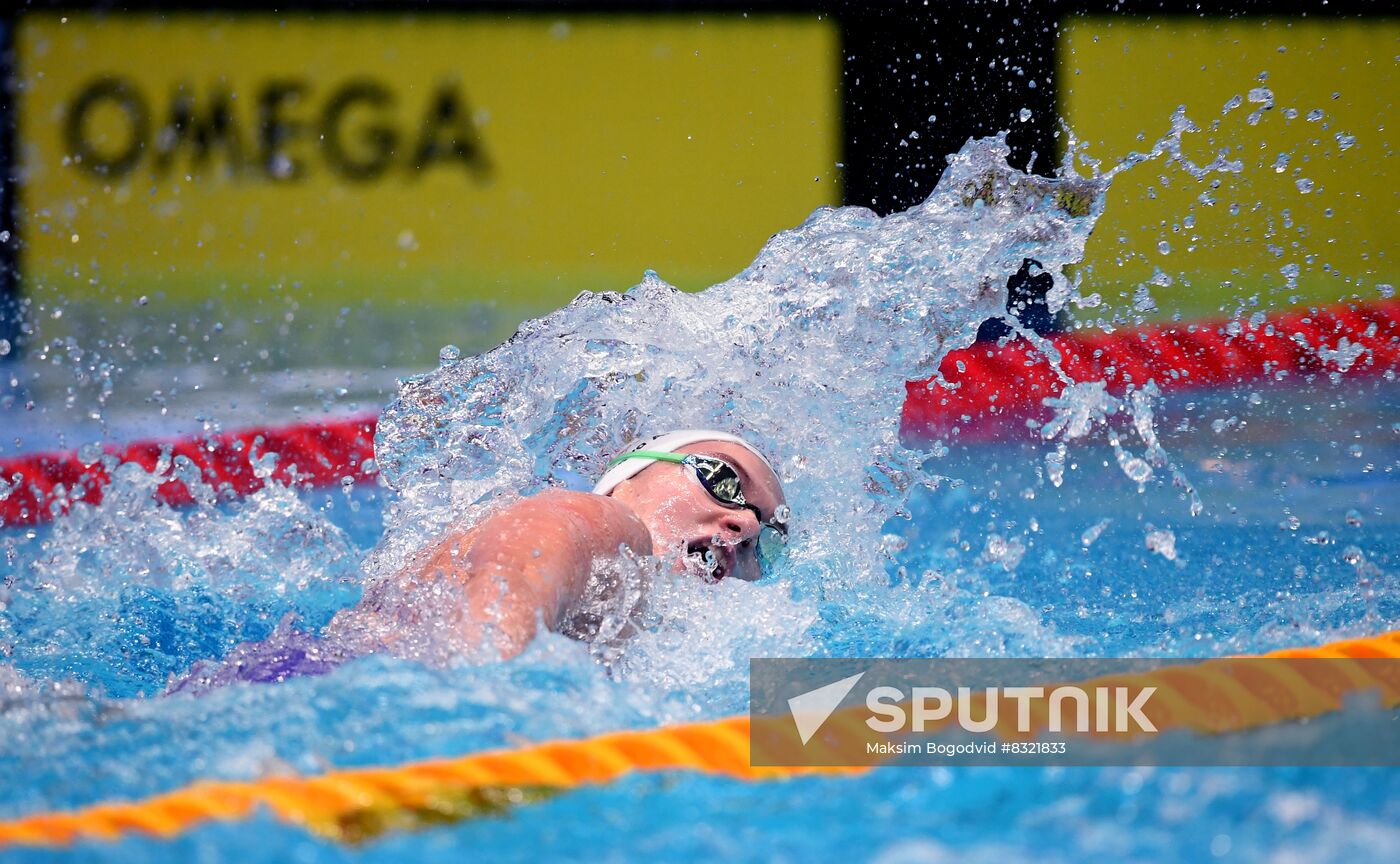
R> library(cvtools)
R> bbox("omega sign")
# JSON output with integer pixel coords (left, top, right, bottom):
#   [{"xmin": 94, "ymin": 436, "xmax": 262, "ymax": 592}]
[{"xmin": 62, "ymin": 75, "xmax": 492, "ymax": 182}]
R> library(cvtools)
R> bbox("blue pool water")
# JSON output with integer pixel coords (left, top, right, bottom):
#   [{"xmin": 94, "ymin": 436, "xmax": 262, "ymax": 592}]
[
  {"xmin": 2, "ymin": 377, "xmax": 1396, "ymax": 862},
  {"xmin": 1, "ymin": 135, "xmax": 1396, "ymax": 861}
]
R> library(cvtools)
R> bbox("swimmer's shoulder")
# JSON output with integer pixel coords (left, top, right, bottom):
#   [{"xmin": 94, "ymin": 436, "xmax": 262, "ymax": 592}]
[
  {"xmin": 526, "ymin": 487, "xmax": 642, "ymax": 527},
  {"xmin": 523, "ymin": 489, "xmax": 653, "ymax": 556}
]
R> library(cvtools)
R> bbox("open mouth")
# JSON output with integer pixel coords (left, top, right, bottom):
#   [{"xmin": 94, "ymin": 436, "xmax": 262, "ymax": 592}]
[{"xmin": 685, "ymin": 541, "xmax": 733, "ymax": 582}]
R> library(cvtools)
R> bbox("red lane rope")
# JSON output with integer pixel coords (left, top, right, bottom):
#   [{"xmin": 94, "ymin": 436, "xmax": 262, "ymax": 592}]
[
  {"xmin": 902, "ymin": 299, "xmax": 1400, "ymax": 442},
  {"xmin": 2, "ymin": 300, "xmax": 1397, "ymax": 528},
  {"xmin": 0, "ymin": 415, "xmax": 378, "ymax": 527}
]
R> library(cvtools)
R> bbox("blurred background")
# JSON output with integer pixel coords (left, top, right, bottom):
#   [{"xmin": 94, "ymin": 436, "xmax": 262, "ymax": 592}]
[{"xmin": 0, "ymin": 1, "xmax": 1394, "ymax": 446}]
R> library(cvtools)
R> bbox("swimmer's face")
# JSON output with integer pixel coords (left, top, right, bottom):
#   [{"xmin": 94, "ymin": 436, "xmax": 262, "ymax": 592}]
[{"xmin": 609, "ymin": 441, "xmax": 785, "ymax": 582}]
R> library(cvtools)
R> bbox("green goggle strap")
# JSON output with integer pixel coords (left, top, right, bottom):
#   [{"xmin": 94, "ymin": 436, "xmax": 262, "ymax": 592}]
[
  {"xmin": 610, "ymin": 451, "xmax": 741, "ymax": 505},
  {"xmin": 607, "ymin": 450, "xmax": 693, "ymax": 468}
]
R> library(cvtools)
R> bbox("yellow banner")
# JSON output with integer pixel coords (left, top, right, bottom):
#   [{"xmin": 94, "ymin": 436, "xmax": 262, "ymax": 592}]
[
  {"xmin": 17, "ymin": 14, "xmax": 839, "ymax": 309},
  {"xmin": 1059, "ymin": 18, "xmax": 1396, "ymax": 320}
]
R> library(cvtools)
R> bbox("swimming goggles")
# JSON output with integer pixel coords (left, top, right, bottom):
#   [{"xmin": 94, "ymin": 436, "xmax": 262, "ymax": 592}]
[{"xmin": 607, "ymin": 450, "xmax": 791, "ymax": 573}]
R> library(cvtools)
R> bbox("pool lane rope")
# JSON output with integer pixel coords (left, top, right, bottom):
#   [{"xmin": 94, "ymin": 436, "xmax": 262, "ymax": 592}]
[
  {"xmin": 0, "ymin": 629, "xmax": 1396, "ymax": 847},
  {"xmin": 2, "ymin": 299, "xmax": 1397, "ymax": 528},
  {"xmin": 902, "ymin": 297, "xmax": 1400, "ymax": 441},
  {"xmin": 0, "ymin": 414, "xmax": 379, "ymax": 528}
]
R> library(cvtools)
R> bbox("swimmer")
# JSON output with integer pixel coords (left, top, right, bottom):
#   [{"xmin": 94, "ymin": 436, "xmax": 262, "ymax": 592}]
[
  {"xmin": 170, "ymin": 430, "xmax": 788, "ymax": 692},
  {"xmin": 330, "ymin": 430, "xmax": 790, "ymax": 660}
]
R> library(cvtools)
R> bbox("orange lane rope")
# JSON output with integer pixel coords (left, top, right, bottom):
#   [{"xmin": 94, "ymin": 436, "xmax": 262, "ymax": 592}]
[{"xmin": 1, "ymin": 629, "xmax": 1396, "ymax": 848}]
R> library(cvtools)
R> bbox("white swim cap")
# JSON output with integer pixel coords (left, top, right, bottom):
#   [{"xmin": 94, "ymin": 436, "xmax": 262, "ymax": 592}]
[{"xmin": 592, "ymin": 429, "xmax": 780, "ymax": 497}]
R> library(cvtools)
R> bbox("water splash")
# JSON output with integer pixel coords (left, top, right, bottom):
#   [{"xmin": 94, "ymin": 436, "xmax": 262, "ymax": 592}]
[
  {"xmin": 1040, "ymin": 380, "xmax": 1202, "ymax": 516},
  {"xmin": 9, "ymin": 117, "xmax": 1257, "ymax": 687},
  {"xmin": 25, "ymin": 451, "xmax": 361, "ymax": 599},
  {"xmin": 363, "ymin": 134, "xmax": 1108, "ymax": 661},
  {"xmin": 1317, "ymin": 336, "xmax": 1367, "ymax": 373}
]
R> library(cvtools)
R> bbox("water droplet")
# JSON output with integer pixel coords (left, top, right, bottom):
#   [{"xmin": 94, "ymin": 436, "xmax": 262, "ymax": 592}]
[
  {"xmin": 1157, "ymin": 240, "xmax": 1171, "ymax": 255},
  {"xmin": 439, "ymin": 344, "xmax": 461, "ymax": 365},
  {"xmin": 1132, "ymin": 283, "xmax": 1157, "ymax": 314},
  {"xmin": 1211, "ymin": 834, "xmax": 1232, "ymax": 858},
  {"xmin": 1145, "ymin": 526, "xmax": 1177, "ymax": 561},
  {"xmin": 983, "ymin": 534, "xmax": 1026, "ymax": 571},
  {"xmin": 1335, "ymin": 132, "xmax": 1356, "ymax": 151},
  {"xmin": 1295, "ymin": 178, "xmax": 1314, "ymax": 194},
  {"xmin": 1018, "ymin": 108, "xmax": 1032, "ymax": 122},
  {"xmin": 1121, "ymin": 456, "xmax": 1152, "ymax": 483},
  {"xmin": 1081, "ymin": 519, "xmax": 1111, "ymax": 548},
  {"xmin": 268, "ymin": 153, "xmax": 296, "ymax": 179},
  {"xmin": 1306, "ymin": 108, "xmax": 1324, "ymax": 122},
  {"xmin": 1045, "ymin": 443, "xmax": 1067, "ymax": 488}
]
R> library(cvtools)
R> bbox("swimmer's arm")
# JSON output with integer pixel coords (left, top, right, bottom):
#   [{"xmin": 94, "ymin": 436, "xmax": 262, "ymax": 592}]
[{"xmin": 439, "ymin": 490, "xmax": 652, "ymax": 658}]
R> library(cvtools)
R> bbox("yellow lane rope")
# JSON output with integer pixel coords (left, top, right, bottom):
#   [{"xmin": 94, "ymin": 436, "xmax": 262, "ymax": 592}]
[{"xmin": 2, "ymin": 630, "xmax": 1396, "ymax": 847}]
